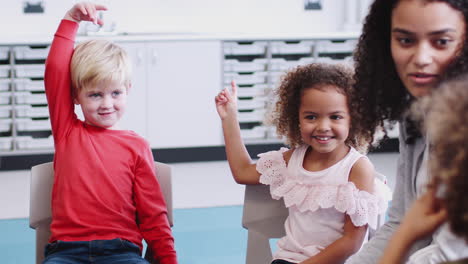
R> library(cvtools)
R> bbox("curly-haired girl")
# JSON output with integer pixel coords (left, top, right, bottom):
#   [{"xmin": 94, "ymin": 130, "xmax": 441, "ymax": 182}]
[
  {"xmin": 215, "ymin": 63, "xmax": 391, "ymax": 264},
  {"xmin": 379, "ymin": 75, "xmax": 468, "ymax": 264},
  {"xmin": 346, "ymin": 0, "xmax": 468, "ymax": 263}
]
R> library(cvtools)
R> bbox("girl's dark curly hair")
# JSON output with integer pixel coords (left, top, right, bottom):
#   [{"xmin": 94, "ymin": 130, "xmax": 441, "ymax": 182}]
[
  {"xmin": 420, "ymin": 76, "xmax": 468, "ymax": 243},
  {"xmin": 352, "ymin": 0, "xmax": 468, "ymax": 143},
  {"xmin": 269, "ymin": 63, "xmax": 372, "ymax": 153}
]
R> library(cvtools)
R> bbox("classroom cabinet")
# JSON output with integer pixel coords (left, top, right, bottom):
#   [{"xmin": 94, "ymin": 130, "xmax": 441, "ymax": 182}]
[
  {"xmin": 116, "ymin": 42, "xmax": 148, "ymax": 139},
  {"xmin": 119, "ymin": 40, "xmax": 223, "ymax": 149},
  {"xmin": 0, "ymin": 40, "xmax": 223, "ymax": 154}
]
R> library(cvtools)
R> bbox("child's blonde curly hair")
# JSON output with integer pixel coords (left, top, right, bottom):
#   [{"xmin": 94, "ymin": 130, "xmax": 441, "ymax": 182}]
[
  {"xmin": 267, "ymin": 63, "xmax": 372, "ymax": 153},
  {"xmin": 413, "ymin": 75, "xmax": 468, "ymax": 243}
]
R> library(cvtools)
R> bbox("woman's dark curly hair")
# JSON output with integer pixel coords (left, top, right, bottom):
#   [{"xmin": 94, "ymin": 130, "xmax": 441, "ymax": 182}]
[
  {"xmin": 352, "ymin": 0, "xmax": 468, "ymax": 143},
  {"xmin": 269, "ymin": 63, "xmax": 372, "ymax": 153},
  {"xmin": 417, "ymin": 76, "xmax": 468, "ymax": 243}
]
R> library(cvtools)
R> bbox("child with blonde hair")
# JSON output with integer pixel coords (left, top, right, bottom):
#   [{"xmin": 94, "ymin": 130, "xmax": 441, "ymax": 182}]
[
  {"xmin": 379, "ymin": 76, "xmax": 468, "ymax": 264},
  {"xmin": 215, "ymin": 63, "xmax": 391, "ymax": 264},
  {"xmin": 43, "ymin": 2, "xmax": 177, "ymax": 263}
]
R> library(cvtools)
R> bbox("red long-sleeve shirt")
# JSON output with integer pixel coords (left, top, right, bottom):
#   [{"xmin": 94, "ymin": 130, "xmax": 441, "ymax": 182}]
[{"xmin": 44, "ymin": 19, "xmax": 177, "ymax": 264}]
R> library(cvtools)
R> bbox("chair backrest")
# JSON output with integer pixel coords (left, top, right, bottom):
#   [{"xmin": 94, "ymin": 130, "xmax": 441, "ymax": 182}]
[
  {"xmin": 241, "ymin": 184, "xmax": 288, "ymax": 264},
  {"xmin": 29, "ymin": 161, "xmax": 173, "ymax": 264},
  {"xmin": 241, "ymin": 171, "xmax": 389, "ymax": 264}
]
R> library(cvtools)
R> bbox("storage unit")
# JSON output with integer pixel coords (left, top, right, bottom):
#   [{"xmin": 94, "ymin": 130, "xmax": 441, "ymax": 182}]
[
  {"xmin": 0, "ymin": 45, "xmax": 51, "ymax": 152},
  {"xmin": 1, "ymin": 34, "xmax": 398, "ymax": 155}
]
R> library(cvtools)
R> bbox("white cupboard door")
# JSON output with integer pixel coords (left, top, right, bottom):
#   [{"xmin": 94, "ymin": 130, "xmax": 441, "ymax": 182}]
[
  {"xmin": 118, "ymin": 42, "xmax": 148, "ymax": 139},
  {"xmin": 147, "ymin": 41, "xmax": 223, "ymax": 148}
]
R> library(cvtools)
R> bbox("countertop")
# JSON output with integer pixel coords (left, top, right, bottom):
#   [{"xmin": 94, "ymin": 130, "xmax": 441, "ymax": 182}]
[{"xmin": 0, "ymin": 30, "xmax": 360, "ymax": 45}]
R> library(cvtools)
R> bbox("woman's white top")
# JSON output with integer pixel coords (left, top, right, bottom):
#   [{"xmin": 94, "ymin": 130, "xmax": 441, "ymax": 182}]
[
  {"xmin": 257, "ymin": 145, "xmax": 392, "ymax": 263},
  {"xmin": 408, "ymin": 145, "xmax": 468, "ymax": 263}
]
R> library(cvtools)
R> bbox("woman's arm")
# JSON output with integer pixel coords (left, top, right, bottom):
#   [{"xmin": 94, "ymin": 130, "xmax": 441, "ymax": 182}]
[{"xmin": 379, "ymin": 190, "xmax": 447, "ymax": 264}]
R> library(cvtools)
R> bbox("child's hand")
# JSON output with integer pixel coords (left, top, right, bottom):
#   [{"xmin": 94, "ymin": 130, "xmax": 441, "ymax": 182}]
[
  {"xmin": 64, "ymin": 2, "xmax": 107, "ymax": 25},
  {"xmin": 215, "ymin": 81, "xmax": 238, "ymax": 120},
  {"xmin": 399, "ymin": 189, "xmax": 447, "ymax": 242}
]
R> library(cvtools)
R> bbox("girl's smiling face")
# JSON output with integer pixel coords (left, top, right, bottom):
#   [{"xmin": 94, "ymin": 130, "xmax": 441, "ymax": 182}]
[
  {"xmin": 299, "ymin": 85, "xmax": 351, "ymax": 158},
  {"xmin": 391, "ymin": 0, "xmax": 465, "ymax": 98}
]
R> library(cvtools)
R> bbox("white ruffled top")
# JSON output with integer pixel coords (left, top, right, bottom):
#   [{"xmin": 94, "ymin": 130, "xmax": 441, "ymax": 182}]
[{"xmin": 256, "ymin": 145, "xmax": 392, "ymax": 263}]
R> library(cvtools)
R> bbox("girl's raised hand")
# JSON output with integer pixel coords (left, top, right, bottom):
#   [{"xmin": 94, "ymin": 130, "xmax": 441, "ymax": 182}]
[
  {"xmin": 64, "ymin": 2, "xmax": 107, "ymax": 25},
  {"xmin": 215, "ymin": 81, "xmax": 238, "ymax": 120}
]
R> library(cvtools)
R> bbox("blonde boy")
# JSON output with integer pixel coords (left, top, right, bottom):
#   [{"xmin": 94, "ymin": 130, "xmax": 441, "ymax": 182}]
[{"xmin": 43, "ymin": 2, "xmax": 177, "ymax": 263}]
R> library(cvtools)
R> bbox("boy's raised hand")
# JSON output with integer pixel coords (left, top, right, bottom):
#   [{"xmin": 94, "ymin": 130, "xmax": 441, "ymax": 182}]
[
  {"xmin": 64, "ymin": 2, "xmax": 107, "ymax": 25},
  {"xmin": 215, "ymin": 81, "xmax": 238, "ymax": 120}
]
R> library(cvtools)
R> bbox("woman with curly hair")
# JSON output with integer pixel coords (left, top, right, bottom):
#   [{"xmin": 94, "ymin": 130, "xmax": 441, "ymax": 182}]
[
  {"xmin": 346, "ymin": 0, "xmax": 468, "ymax": 263},
  {"xmin": 214, "ymin": 63, "xmax": 391, "ymax": 264},
  {"xmin": 379, "ymin": 76, "xmax": 468, "ymax": 264}
]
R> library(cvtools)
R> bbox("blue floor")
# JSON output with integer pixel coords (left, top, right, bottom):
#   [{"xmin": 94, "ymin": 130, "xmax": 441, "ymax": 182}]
[{"xmin": 0, "ymin": 205, "xmax": 247, "ymax": 264}]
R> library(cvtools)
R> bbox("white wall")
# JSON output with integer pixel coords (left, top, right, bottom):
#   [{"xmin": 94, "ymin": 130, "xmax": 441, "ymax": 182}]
[{"xmin": 0, "ymin": 0, "xmax": 354, "ymax": 37}]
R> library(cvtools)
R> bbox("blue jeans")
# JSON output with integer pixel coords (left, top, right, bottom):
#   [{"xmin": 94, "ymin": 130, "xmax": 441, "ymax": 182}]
[{"xmin": 42, "ymin": 238, "xmax": 149, "ymax": 264}]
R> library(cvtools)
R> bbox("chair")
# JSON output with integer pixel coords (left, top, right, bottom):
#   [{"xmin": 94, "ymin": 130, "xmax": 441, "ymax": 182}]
[
  {"xmin": 241, "ymin": 172, "xmax": 389, "ymax": 264},
  {"xmin": 29, "ymin": 161, "xmax": 173, "ymax": 264}
]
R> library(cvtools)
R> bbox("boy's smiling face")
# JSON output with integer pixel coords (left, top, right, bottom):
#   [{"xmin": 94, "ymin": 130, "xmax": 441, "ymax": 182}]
[{"xmin": 74, "ymin": 80, "xmax": 128, "ymax": 130}]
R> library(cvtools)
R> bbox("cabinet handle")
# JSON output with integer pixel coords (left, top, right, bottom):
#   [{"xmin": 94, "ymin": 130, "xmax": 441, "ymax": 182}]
[
  {"xmin": 136, "ymin": 50, "xmax": 143, "ymax": 66},
  {"xmin": 152, "ymin": 50, "xmax": 158, "ymax": 65}
]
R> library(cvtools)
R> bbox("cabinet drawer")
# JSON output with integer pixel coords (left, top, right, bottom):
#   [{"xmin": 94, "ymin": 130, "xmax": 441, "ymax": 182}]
[
  {"xmin": 14, "ymin": 78, "xmax": 44, "ymax": 91},
  {"xmin": 0, "ymin": 118, "xmax": 11, "ymax": 132},
  {"xmin": 0, "ymin": 65, "xmax": 10, "ymax": 78},
  {"xmin": 15, "ymin": 91, "xmax": 47, "ymax": 105},
  {"xmin": 237, "ymin": 98, "xmax": 265, "ymax": 111},
  {"xmin": 15, "ymin": 105, "xmax": 49, "ymax": 118},
  {"xmin": 238, "ymin": 109, "xmax": 266, "ymax": 122},
  {"xmin": 0, "ymin": 105, "xmax": 11, "ymax": 118},
  {"xmin": 224, "ymin": 59, "xmax": 267, "ymax": 72},
  {"xmin": 0, "ymin": 92, "xmax": 11, "ymax": 105},
  {"xmin": 270, "ymin": 41, "xmax": 314, "ymax": 54},
  {"xmin": 16, "ymin": 118, "xmax": 51, "ymax": 131},
  {"xmin": 16, "ymin": 136, "xmax": 54, "ymax": 150},
  {"xmin": 0, "ymin": 47, "xmax": 9, "ymax": 61},
  {"xmin": 15, "ymin": 64, "xmax": 45, "ymax": 78},
  {"xmin": 14, "ymin": 46, "xmax": 50, "ymax": 60},
  {"xmin": 315, "ymin": 56, "xmax": 353, "ymax": 65},
  {"xmin": 240, "ymin": 126, "xmax": 266, "ymax": 139},
  {"xmin": 269, "ymin": 57, "xmax": 315, "ymax": 71},
  {"xmin": 224, "ymin": 41, "xmax": 267, "ymax": 55},
  {"xmin": 237, "ymin": 84, "xmax": 268, "ymax": 97},
  {"xmin": 316, "ymin": 40, "xmax": 357, "ymax": 53},
  {"xmin": 269, "ymin": 72, "xmax": 286, "ymax": 85},
  {"xmin": 0, "ymin": 79, "xmax": 10, "ymax": 91},
  {"xmin": 224, "ymin": 72, "xmax": 268, "ymax": 85},
  {"xmin": 0, "ymin": 137, "xmax": 12, "ymax": 151}
]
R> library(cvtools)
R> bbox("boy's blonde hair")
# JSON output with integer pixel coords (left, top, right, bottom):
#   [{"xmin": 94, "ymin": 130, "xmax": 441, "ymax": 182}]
[
  {"xmin": 413, "ymin": 75, "xmax": 468, "ymax": 243},
  {"xmin": 71, "ymin": 39, "xmax": 131, "ymax": 97}
]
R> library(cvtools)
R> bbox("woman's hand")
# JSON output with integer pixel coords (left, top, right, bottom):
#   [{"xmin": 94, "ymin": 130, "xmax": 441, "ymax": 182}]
[{"xmin": 400, "ymin": 189, "xmax": 447, "ymax": 242}]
